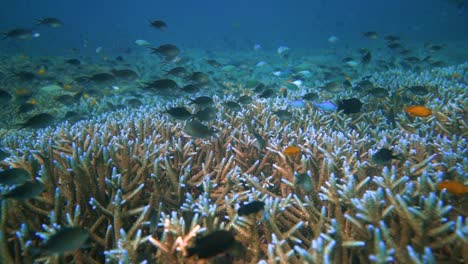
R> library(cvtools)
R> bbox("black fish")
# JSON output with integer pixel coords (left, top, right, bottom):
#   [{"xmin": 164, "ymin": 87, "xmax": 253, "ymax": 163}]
[
  {"xmin": 371, "ymin": 148, "xmax": 401, "ymax": 165},
  {"xmin": 186, "ymin": 230, "xmax": 237, "ymax": 259},
  {"xmin": 206, "ymin": 59, "xmax": 222, "ymax": 67},
  {"xmin": 2, "ymin": 28, "xmax": 34, "ymax": 39},
  {"xmin": 259, "ymin": 88, "xmax": 275, "ymax": 98},
  {"xmin": 186, "ymin": 72, "xmax": 210, "ymax": 85},
  {"xmin": 56, "ymin": 94, "xmax": 79, "ymax": 105},
  {"xmin": 63, "ymin": 111, "xmax": 85, "ymax": 123},
  {"xmin": 195, "ymin": 107, "xmax": 217, "ymax": 121},
  {"xmin": 184, "ymin": 120, "xmax": 216, "ymax": 139},
  {"xmin": 151, "ymin": 44, "xmax": 180, "ymax": 59},
  {"xmin": 20, "ymin": 113, "xmax": 55, "ymax": 129},
  {"xmin": 295, "ymin": 173, "xmax": 313, "ymax": 192},
  {"xmin": 65, "ymin": 58, "xmax": 81, "ymax": 66},
  {"xmin": 111, "ymin": 69, "xmax": 138, "ymax": 79},
  {"xmin": 363, "ymin": 31, "xmax": 378, "ymax": 39},
  {"xmin": 408, "ymin": 86, "xmax": 429, "ymax": 95},
  {"xmin": 0, "ymin": 168, "xmax": 30, "ymax": 186},
  {"xmin": 1, "ymin": 181, "xmax": 44, "ymax": 200},
  {"xmin": 36, "ymin": 17, "xmax": 63, "ymax": 28},
  {"xmin": 11, "ymin": 71, "xmax": 36, "ymax": 81},
  {"xmin": 369, "ymin": 87, "xmax": 389, "ymax": 98},
  {"xmin": 190, "ymin": 96, "xmax": 214, "ymax": 107},
  {"xmin": 384, "ymin": 35, "xmax": 400, "ymax": 42},
  {"xmin": 33, "ymin": 227, "xmax": 89, "ymax": 255},
  {"xmin": 253, "ymin": 83, "xmax": 266, "ymax": 93},
  {"xmin": 337, "ymin": 98, "xmax": 363, "ymax": 114},
  {"xmin": 224, "ymin": 101, "xmax": 241, "ymax": 111},
  {"xmin": 126, "ymin": 98, "xmax": 142, "ymax": 107},
  {"xmin": 144, "ymin": 78, "xmax": 179, "ymax": 92},
  {"xmin": 355, "ymin": 80, "xmax": 374, "ymax": 92},
  {"xmin": 149, "ymin": 20, "xmax": 167, "ymax": 30},
  {"xmin": 86, "ymin": 73, "xmax": 115, "ymax": 82},
  {"xmin": 238, "ymin": 201, "xmax": 265, "ymax": 216},
  {"xmin": 237, "ymin": 95, "xmax": 252, "ymax": 104},
  {"xmin": 165, "ymin": 66, "xmax": 188, "ymax": 77},
  {"xmin": 387, "ymin": 42, "xmax": 402, "ymax": 50},
  {"xmin": 164, "ymin": 107, "xmax": 193, "ymax": 120},
  {"xmin": 181, "ymin": 84, "xmax": 201, "ymax": 93},
  {"xmin": 274, "ymin": 109, "xmax": 292, "ymax": 121}
]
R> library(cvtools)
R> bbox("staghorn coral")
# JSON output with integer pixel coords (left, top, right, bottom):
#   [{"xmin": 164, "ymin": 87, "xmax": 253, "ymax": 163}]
[{"xmin": 0, "ymin": 63, "xmax": 467, "ymax": 264}]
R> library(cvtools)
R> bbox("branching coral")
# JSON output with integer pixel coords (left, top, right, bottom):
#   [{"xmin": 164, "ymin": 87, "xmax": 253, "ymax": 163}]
[{"xmin": 0, "ymin": 63, "xmax": 467, "ymax": 264}]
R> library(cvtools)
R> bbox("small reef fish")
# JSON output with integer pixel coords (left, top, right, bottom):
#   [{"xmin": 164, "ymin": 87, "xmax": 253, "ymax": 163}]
[
  {"xmin": 134, "ymin": 39, "xmax": 151, "ymax": 46},
  {"xmin": 37, "ymin": 68, "xmax": 46, "ymax": 75},
  {"xmin": 254, "ymin": 43, "xmax": 262, "ymax": 51},
  {"xmin": 363, "ymin": 31, "xmax": 378, "ymax": 39},
  {"xmin": 289, "ymin": 99, "xmax": 307, "ymax": 108},
  {"xmin": 1, "ymin": 181, "xmax": 44, "ymax": 200},
  {"xmin": 184, "ymin": 120, "xmax": 216, "ymax": 139},
  {"xmin": 163, "ymin": 107, "xmax": 193, "ymax": 120},
  {"xmin": 32, "ymin": 227, "xmax": 89, "ymax": 256},
  {"xmin": 328, "ymin": 35, "xmax": 339, "ymax": 43},
  {"xmin": 19, "ymin": 113, "xmax": 55, "ymax": 129},
  {"xmin": 437, "ymin": 180, "xmax": 468, "ymax": 195},
  {"xmin": 313, "ymin": 101, "xmax": 337, "ymax": 112},
  {"xmin": 277, "ymin": 46, "xmax": 290, "ymax": 55},
  {"xmin": 405, "ymin": 105, "xmax": 432, "ymax": 117},
  {"xmin": 238, "ymin": 201, "xmax": 265, "ymax": 216},
  {"xmin": 186, "ymin": 230, "xmax": 239, "ymax": 259},
  {"xmin": 36, "ymin": 17, "xmax": 63, "ymax": 28},
  {"xmin": 283, "ymin": 146, "xmax": 301, "ymax": 156},
  {"xmin": 256, "ymin": 61, "xmax": 267, "ymax": 67},
  {"xmin": 0, "ymin": 168, "xmax": 30, "ymax": 186},
  {"xmin": 371, "ymin": 148, "xmax": 401, "ymax": 165},
  {"xmin": 253, "ymin": 132, "xmax": 267, "ymax": 150},
  {"xmin": 295, "ymin": 173, "xmax": 313, "ymax": 192},
  {"xmin": 337, "ymin": 98, "xmax": 363, "ymax": 114},
  {"xmin": 149, "ymin": 20, "xmax": 167, "ymax": 30}
]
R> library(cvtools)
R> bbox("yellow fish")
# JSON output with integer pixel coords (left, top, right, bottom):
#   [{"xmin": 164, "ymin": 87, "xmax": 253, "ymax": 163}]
[
  {"xmin": 283, "ymin": 146, "xmax": 301, "ymax": 157},
  {"xmin": 405, "ymin": 105, "xmax": 432, "ymax": 117},
  {"xmin": 37, "ymin": 68, "xmax": 46, "ymax": 75},
  {"xmin": 437, "ymin": 180, "xmax": 468, "ymax": 195}
]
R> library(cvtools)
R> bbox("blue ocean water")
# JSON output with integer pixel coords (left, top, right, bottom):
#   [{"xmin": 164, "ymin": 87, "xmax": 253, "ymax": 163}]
[{"xmin": 1, "ymin": 0, "xmax": 467, "ymax": 55}]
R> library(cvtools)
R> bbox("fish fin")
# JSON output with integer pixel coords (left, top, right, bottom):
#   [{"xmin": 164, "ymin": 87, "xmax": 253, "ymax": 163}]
[
  {"xmin": 186, "ymin": 247, "xmax": 197, "ymax": 257},
  {"xmin": 393, "ymin": 154, "xmax": 404, "ymax": 160}
]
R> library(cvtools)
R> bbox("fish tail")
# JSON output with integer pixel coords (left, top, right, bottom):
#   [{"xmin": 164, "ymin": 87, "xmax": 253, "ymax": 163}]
[
  {"xmin": 186, "ymin": 247, "xmax": 197, "ymax": 257},
  {"xmin": 394, "ymin": 153, "xmax": 404, "ymax": 160}
]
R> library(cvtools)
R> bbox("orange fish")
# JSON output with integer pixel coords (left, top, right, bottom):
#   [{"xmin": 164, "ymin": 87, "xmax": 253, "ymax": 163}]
[
  {"xmin": 405, "ymin": 105, "xmax": 432, "ymax": 117},
  {"xmin": 452, "ymin": 72, "xmax": 460, "ymax": 79},
  {"xmin": 437, "ymin": 180, "xmax": 468, "ymax": 195},
  {"xmin": 37, "ymin": 68, "xmax": 46, "ymax": 75},
  {"xmin": 283, "ymin": 146, "xmax": 301, "ymax": 156},
  {"xmin": 15, "ymin": 88, "xmax": 31, "ymax": 95}
]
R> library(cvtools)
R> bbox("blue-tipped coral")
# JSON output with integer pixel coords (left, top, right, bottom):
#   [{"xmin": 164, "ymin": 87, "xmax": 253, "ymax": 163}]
[{"xmin": 0, "ymin": 60, "xmax": 467, "ymax": 264}]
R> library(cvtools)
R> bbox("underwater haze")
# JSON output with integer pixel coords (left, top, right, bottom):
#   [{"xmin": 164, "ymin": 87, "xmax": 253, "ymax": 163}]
[
  {"xmin": 1, "ymin": 0, "xmax": 467, "ymax": 54},
  {"xmin": 1, "ymin": 0, "xmax": 468, "ymax": 263}
]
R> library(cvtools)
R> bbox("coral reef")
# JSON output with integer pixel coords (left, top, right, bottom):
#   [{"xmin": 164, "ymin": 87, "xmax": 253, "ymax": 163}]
[{"xmin": 0, "ymin": 62, "xmax": 467, "ymax": 264}]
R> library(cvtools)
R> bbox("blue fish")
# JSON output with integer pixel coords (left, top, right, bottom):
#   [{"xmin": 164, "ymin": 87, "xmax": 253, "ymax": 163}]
[
  {"xmin": 313, "ymin": 101, "xmax": 337, "ymax": 111},
  {"xmin": 289, "ymin": 99, "xmax": 307, "ymax": 108}
]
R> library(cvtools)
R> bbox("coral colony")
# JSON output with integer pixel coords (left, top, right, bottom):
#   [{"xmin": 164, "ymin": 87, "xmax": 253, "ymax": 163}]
[{"xmin": 0, "ymin": 57, "xmax": 467, "ymax": 264}]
